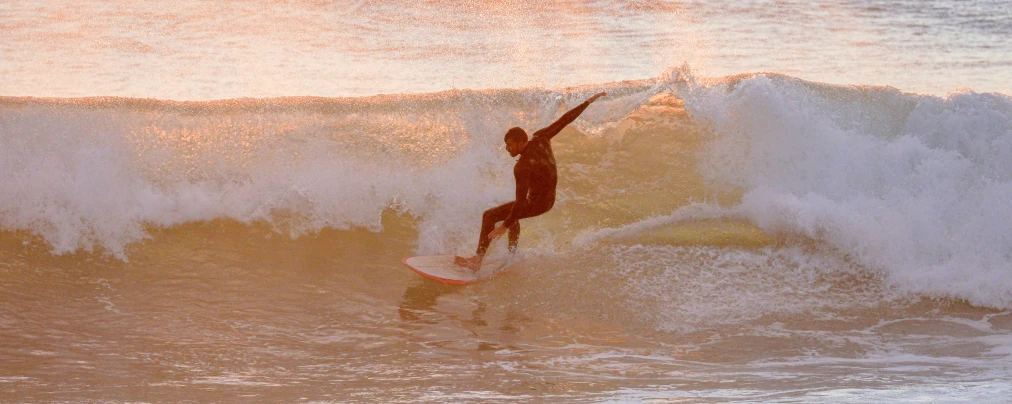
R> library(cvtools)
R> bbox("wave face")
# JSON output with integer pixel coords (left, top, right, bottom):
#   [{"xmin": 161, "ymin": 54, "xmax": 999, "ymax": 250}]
[
  {"xmin": 0, "ymin": 83, "xmax": 659, "ymax": 258},
  {"xmin": 2, "ymin": 72, "xmax": 1012, "ymax": 308}
]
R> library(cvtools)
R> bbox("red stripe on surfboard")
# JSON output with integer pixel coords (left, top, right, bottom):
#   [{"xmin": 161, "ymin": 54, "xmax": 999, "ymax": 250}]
[
  {"xmin": 401, "ymin": 257, "xmax": 479, "ymax": 286},
  {"xmin": 401, "ymin": 256, "xmax": 513, "ymax": 286}
]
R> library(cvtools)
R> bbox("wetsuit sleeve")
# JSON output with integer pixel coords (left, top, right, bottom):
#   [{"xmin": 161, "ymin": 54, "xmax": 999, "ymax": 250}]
[
  {"xmin": 503, "ymin": 162, "xmax": 530, "ymax": 228},
  {"xmin": 533, "ymin": 100, "xmax": 591, "ymax": 141}
]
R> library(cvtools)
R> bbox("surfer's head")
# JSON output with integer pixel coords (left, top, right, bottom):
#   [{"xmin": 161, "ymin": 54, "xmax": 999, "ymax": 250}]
[{"xmin": 504, "ymin": 127, "xmax": 528, "ymax": 157}]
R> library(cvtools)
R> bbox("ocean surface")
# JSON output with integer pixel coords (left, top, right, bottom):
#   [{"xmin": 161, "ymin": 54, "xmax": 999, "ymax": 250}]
[{"xmin": 2, "ymin": 0, "xmax": 1012, "ymax": 402}]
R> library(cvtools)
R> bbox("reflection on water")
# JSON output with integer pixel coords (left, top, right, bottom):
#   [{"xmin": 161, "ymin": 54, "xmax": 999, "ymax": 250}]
[{"xmin": 399, "ymin": 279, "xmax": 460, "ymax": 324}]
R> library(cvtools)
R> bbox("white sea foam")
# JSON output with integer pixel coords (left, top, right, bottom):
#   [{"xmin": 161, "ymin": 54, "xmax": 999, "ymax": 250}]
[
  {"xmin": 571, "ymin": 202, "xmax": 740, "ymax": 246},
  {"xmin": 574, "ymin": 244, "xmax": 896, "ymax": 333},
  {"xmin": 683, "ymin": 75, "xmax": 1012, "ymax": 308}
]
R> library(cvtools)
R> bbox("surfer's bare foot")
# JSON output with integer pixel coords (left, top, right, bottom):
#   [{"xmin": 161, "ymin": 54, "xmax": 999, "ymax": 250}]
[{"xmin": 454, "ymin": 255, "xmax": 482, "ymax": 272}]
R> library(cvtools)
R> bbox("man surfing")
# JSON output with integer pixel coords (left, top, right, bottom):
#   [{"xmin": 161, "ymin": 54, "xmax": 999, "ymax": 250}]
[{"xmin": 455, "ymin": 91, "xmax": 607, "ymax": 271}]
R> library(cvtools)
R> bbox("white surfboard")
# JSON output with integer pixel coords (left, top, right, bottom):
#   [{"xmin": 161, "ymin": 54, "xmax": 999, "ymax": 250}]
[{"xmin": 402, "ymin": 254, "xmax": 512, "ymax": 285}]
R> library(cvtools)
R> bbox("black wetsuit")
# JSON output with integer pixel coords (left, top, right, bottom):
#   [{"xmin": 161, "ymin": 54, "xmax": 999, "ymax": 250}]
[{"xmin": 475, "ymin": 100, "xmax": 592, "ymax": 256}]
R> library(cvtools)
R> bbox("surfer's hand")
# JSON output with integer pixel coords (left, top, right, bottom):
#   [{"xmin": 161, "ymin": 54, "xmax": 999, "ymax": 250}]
[
  {"xmin": 487, "ymin": 225, "xmax": 507, "ymax": 240},
  {"xmin": 588, "ymin": 92, "xmax": 606, "ymax": 103}
]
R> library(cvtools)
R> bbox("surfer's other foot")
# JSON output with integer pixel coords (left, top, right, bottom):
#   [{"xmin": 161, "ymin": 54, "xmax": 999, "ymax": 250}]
[{"xmin": 454, "ymin": 255, "xmax": 482, "ymax": 272}]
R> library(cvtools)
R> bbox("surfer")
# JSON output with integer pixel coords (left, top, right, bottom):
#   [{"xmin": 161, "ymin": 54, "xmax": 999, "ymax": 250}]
[{"xmin": 455, "ymin": 91, "xmax": 607, "ymax": 271}]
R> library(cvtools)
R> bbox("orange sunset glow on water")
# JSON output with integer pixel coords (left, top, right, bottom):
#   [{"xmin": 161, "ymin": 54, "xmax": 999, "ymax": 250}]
[
  {"xmin": 2, "ymin": 1, "xmax": 1012, "ymax": 402},
  {"xmin": 2, "ymin": 0, "xmax": 1009, "ymax": 99}
]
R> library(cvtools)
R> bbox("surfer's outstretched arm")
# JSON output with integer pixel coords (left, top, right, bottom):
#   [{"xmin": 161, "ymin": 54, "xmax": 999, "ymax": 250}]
[{"xmin": 534, "ymin": 92, "xmax": 607, "ymax": 141}]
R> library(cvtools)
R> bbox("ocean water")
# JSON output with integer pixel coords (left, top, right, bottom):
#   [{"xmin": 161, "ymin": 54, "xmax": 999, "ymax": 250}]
[{"xmin": 2, "ymin": 0, "xmax": 1012, "ymax": 402}]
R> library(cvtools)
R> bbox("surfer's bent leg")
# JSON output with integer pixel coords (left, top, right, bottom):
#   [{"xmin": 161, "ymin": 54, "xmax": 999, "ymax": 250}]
[
  {"xmin": 476, "ymin": 200, "xmax": 553, "ymax": 256},
  {"xmin": 504, "ymin": 202, "xmax": 552, "ymax": 253},
  {"xmin": 477, "ymin": 202, "xmax": 515, "ymax": 256},
  {"xmin": 507, "ymin": 220, "xmax": 519, "ymax": 253}
]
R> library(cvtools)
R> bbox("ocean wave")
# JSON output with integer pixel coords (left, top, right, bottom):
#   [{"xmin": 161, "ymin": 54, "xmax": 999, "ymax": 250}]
[
  {"xmin": 3, "ymin": 71, "xmax": 1012, "ymax": 309},
  {"xmin": 0, "ymin": 80, "xmax": 663, "ymax": 257}
]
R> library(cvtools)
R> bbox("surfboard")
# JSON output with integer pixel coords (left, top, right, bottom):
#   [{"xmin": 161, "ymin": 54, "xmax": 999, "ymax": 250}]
[{"xmin": 401, "ymin": 255, "xmax": 512, "ymax": 285}]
